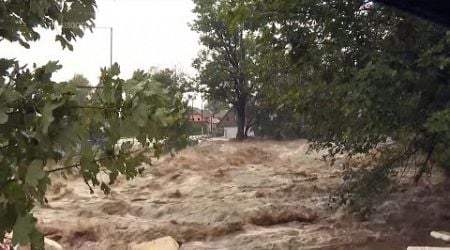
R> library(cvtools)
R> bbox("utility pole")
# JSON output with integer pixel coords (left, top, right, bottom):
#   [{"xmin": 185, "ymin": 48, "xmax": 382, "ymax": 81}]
[
  {"xmin": 201, "ymin": 97, "xmax": 203, "ymax": 121},
  {"xmin": 191, "ymin": 95, "xmax": 194, "ymax": 122},
  {"xmin": 201, "ymin": 96, "xmax": 204, "ymax": 135},
  {"xmin": 211, "ymin": 114, "xmax": 213, "ymax": 134},
  {"xmin": 109, "ymin": 27, "xmax": 113, "ymax": 67},
  {"xmin": 96, "ymin": 26, "xmax": 114, "ymax": 66},
  {"xmin": 174, "ymin": 65, "xmax": 177, "ymax": 79}
]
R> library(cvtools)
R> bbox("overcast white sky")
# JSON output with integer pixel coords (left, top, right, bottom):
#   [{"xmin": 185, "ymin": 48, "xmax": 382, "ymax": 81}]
[{"xmin": 0, "ymin": 0, "xmax": 200, "ymax": 86}]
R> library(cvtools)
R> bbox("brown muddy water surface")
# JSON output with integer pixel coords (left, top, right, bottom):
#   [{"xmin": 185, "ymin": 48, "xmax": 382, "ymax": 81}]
[{"xmin": 34, "ymin": 139, "xmax": 450, "ymax": 249}]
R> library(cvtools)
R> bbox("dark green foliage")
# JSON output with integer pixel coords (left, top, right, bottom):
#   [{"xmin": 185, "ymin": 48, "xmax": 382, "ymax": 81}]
[
  {"xmin": 205, "ymin": 99, "xmax": 228, "ymax": 116},
  {"xmin": 247, "ymin": 0, "xmax": 450, "ymax": 167},
  {"xmin": 191, "ymin": 0, "xmax": 259, "ymax": 139},
  {"xmin": 0, "ymin": 61, "xmax": 188, "ymax": 248},
  {"xmin": 330, "ymin": 147, "xmax": 401, "ymax": 214},
  {"xmin": 187, "ymin": 122, "xmax": 208, "ymax": 136},
  {"xmin": 221, "ymin": 0, "xmax": 450, "ymax": 208},
  {"xmin": 0, "ymin": 1, "xmax": 189, "ymax": 248},
  {"xmin": 146, "ymin": 67, "xmax": 190, "ymax": 95},
  {"xmin": 254, "ymin": 109, "xmax": 306, "ymax": 139},
  {"xmin": 68, "ymin": 73, "xmax": 90, "ymax": 104},
  {"xmin": 0, "ymin": 0, "xmax": 96, "ymax": 50},
  {"xmin": 250, "ymin": 43, "xmax": 306, "ymax": 139}
]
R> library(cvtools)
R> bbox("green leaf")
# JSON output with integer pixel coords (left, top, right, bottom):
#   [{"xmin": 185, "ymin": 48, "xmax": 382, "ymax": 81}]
[
  {"xmin": 132, "ymin": 104, "xmax": 149, "ymax": 127},
  {"xmin": 110, "ymin": 63, "xmax": 121, "ymax": 76},
  {"xmin": 25, "ymin": 161, "xmax": 46, "ymax": 187},
  {"xmin": 44, "ymin": 61, "xmax": 62, "ymax": 74},
  {"xmin": 30, "ymin": 0, "xmax": 45, "ymax": 18},
  {"xmin": 12, "ymin": 215, "xmax": 36, "ymax": 246},
  {"xmin": 0, "ymin": 58, "xmax": 188, "ymax": 249},
  {"xmin": 0, "ymin": 107, "xmax": 8, "ymax": 124},
  {"xmin": 41, "ymin": 101, "xmax": 64, "ymax": 134},
  {"xmin": 29, "ymin": 229, "xmax": 45, "ymax": 250}
]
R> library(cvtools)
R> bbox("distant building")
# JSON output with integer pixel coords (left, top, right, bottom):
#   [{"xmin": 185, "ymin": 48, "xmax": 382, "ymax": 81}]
[
  {"xmin": 189, "ymin": 108, "xmax": 220, "ymax": 133},
  {"xmin": 216, "ymin": 107, "xmax": 255, "ymax": 139},
  {"xmin": 190, "ymin": 108, "xmax": 210, "ymax": 123},
  {"xmin": 190, "ymin": 114, "xmax": 204, "ymax": 122}
]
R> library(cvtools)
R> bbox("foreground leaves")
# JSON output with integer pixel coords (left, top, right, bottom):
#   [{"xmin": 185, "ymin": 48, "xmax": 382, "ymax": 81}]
[{"xmin": 0, "ymin": 61, "xmax": 189, "ymax": 248}]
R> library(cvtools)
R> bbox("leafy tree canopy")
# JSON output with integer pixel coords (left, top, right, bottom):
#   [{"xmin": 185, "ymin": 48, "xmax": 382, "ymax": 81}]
[
  {"xmin": 252, "ymin": 0, "xmax": 449, "ymax": 160},
  {"xmin": 0, "ymin": 1, "xmax": 188, "ymax": 248},
  {"xmin": 68, "ymin": 74, "xmax": 89, "ymax": 87},
  {"xmin": 205, "ymin": 99, "xmax": 228, "ymax": 115},
  {"xmin": 147, "ymin": 67, "xmax": 190, "ymax": 94},
  {"xmin": 224, "ymin": 0, "xmax": 450, "ymax": 206},
  {"xmin": 68, "ymin": 73, "xmax": 90, "ymax": 104},
  {"xmin": 0, "ymin": 0, "xmax": 96, "ymax": 50},
  {"xmin": 191, "ymin": 0, "xmax": 260, "ymax": 139}
]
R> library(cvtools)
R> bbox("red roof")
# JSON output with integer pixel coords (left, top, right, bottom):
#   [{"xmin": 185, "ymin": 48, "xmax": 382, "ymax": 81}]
[
  {"xmin": 190, "ymin": 114, "xmax": 220, "ymax": 124},
  {"xmin": 190, "ymin": 114, "xmax": 205, "ymax": 122}
]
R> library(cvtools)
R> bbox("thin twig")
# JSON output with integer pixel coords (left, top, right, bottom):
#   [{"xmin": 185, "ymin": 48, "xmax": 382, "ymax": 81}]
[
  {"xmin": 46, "ymin": 162, "xmax": 81, "ymax": 173},
  {"xmin": 69, "ymin": 105, "xmax": 118, "ymax": 110},
  {"xmin": 414, "ymin": 135, "xmax": 437, "ymax": 184},
  {"xmin": 399, "ymin": 135, "xmax": 420, "ymax": 178},
  {"xmin": 0, "ymin": 144, "xmax": 12, "ymax": 150},
  {"xmin": 45, "ymin": 148, "xmax": 146, "ymax": 173},
  {"xmin": 76, "ymin": 85, "xmax": 105, "ymax": 89}
]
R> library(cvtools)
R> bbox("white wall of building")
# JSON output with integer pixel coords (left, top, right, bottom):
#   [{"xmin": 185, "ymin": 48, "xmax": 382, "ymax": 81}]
[
  {"xmin": 223, "ymin": 127, "xmax": 254, "ymax": 139},
  {"xmin": 224, "ymin": 127, "xmax": 237, "ymax": 139}
]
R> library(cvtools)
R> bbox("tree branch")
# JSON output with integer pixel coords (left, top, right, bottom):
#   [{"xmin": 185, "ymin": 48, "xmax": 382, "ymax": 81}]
[
  {"xmin": 46, "ymin": 148, "xmax": 145, "ymax": 173},
  {"xmin": 76, "ymin": 85, "xmax": 104, "ymax": 89},
  {"xmin": 69, "ymin": 105, "xmax": 118, "ymax": 110},
  {"xmin": 46, "ymin": 162, "xmax": 82, "ymax": 173},
  {"xmin": 414, "ymin": 134, "xmax": 437, "ymax": 184}
]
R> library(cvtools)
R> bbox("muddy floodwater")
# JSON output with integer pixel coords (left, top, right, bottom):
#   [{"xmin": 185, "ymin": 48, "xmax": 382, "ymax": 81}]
[{"xmin": 34, "ymin": 139, "xmax": 450, "ymax": 249}]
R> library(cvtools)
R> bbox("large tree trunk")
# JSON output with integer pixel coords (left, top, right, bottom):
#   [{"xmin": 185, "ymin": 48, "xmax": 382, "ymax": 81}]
[
  {"xmin": 235, "ymin": 98, "xmax": 246, "ymax": 140},
  {"xmin": 244, "ymin": 115, "xmax": 255, "ymax": 137}
]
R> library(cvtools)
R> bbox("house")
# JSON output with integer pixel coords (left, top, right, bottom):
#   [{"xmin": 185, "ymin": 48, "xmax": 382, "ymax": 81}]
[
  {"xmin": 190, "ymin": 114, "xmax": 204, "ymax": 122},
  {"xmin": 190, "ymin": 108, "xmax": 209, "ymax": 123},
  {"xmin": 206, "ymin": 116, "xmax": 220, "ymax": 124},
  {"xmin": 216, "ymin": 107, "xmax": 255, "ymax": 139},
  {"xmin": 189, "ymin": 108, "xmax": 220, "ymax": 134}
]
